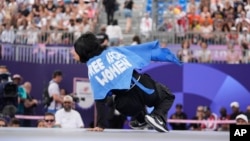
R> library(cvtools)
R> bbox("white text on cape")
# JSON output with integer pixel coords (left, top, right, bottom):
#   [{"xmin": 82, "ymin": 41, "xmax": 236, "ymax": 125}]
[{"xmin": 88, "ymin": 51, "xmax": 132, "ymax": 86}]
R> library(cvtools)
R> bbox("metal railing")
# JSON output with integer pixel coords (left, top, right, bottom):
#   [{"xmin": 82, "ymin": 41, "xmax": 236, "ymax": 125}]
[
  {"xmin": 1, "ymin": 43, "xmax": 249, "ymax": 64},
  {"xmin": 1, "ymin": 29, "xmax": 248, "ymax": 45},
  {"xmin": 0, "ymin": 43, "xmax": 79, "ymax": 64}
]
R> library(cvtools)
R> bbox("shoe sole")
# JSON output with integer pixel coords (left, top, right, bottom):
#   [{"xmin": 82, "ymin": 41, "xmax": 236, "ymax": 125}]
[
  {"xmin": 145, "ymin": 115, "xmax": 169, "ymax": 133},
  {"xmin": 129, "ymin": 123, "xmax": 148, "ymax": 130},
  {"xmin": 129, "ymin": 125, "xmax": 148, "ymax": 130}
]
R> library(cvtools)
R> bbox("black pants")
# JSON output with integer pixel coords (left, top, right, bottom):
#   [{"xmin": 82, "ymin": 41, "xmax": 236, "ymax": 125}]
[
  {"xmin": 106, "ymin": 11, "xmax": 114, "ymax": 25},
  {"xmin": 113, "ymin": 73, "xmax": 175, "ymax": 123}
]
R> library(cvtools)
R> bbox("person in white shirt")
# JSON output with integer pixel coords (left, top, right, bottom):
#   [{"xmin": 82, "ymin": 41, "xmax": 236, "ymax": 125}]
[
  {"xmin": 55, "ymin": 95, "xmax": 84, "ymax": 128},
  {"xmin": 0, "ymin": 23, "xmax": 15, "ymax": 43},
  {"xmin": 47, "ymin": 70, "xmax": 64, "ymax": 113},
  {"xmin": 106, "ymin": 19, "xmax": 123, "ymax": 46},
  {"xmin": 140, "ymin": 13, "xmax": 152, "ymax": 40}
]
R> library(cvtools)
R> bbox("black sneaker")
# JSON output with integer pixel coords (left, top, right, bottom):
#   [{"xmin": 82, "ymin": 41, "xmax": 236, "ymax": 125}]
[
  {"xmin": 129, "ymin": 120, "xmax": 148, "ymax": 130},
  {"xmin": 145, "ymin": 114, "xmax": 169, "ymax": 133}
]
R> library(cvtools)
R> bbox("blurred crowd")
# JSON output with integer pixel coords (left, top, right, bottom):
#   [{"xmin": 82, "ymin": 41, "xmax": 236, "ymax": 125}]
[
  {"xmin": 169, "ymin": 102, "xmax": 250, "ymax": 131},
  {"xmin": 0, "ymin": 0, "xmax": 99, "ymax": 45},
  {"xmin": 156, "ymin": 0, "xmax": 250, "ymax": 45}
]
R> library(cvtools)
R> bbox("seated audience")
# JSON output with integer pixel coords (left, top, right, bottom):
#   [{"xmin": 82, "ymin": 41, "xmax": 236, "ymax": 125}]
[
  {"xmin": 44, "ymin": 112, "xmax": 59, "ymax": 128},
  {"xmin": 236, "ymin": 114, "xmax": 249, "ymax": 125},
  {"xmin": 169, "ymin": 104, "xmax": 188, "ymax": 130},
  {"xmin": 8, "ymin": 118, "xmax": 21, "ymax": 127},
  {"xmin": 230, "ymin": 101, "xmax": 243, "ymax": 120},
  {"xmin": 55, "ymin": 95, "xmax": 84, "ymax": 128},
  {"xmin": 37, "ymin": 119, "xmax": 46, "ymax": 128},
  {"xmin": 189, "ymin": 105, "xmax": 205, "ymax": 131},
  {"xmin": 0, "ymin": 117, "xmax": 7, "ymax": 127}
]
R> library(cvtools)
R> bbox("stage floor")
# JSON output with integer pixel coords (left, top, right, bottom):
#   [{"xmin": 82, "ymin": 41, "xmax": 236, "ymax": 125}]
[{"xmin": 0, "ymin": 128, "xmax": 229, "ymax": 141}]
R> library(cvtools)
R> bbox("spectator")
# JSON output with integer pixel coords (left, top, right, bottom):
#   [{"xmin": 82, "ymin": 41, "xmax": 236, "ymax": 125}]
[
  {"xmin": 189, "ymin": 105, "xmax": 205, "ymax": 131},
  {"xmin": 157, "ymin": 18, "xmax": 174, "ymax": 32},
  {"xmin": 210, "ymin": 0, "xmax": 224, "ymax": 13},
  {"xmin": 0, "ymin": 117, "xmax": 7, "ymax": 127},
  {"xmin": 169, "ymin": 104, "xmax": 188, "ymax": 130},
  {"xmin": 245, "ymin": 105, "xmax": 250, "ymax": 121},
  {"xmin": 55, "ymin": 95, "xmax": 84, "ymax": 128},
  {"xmin": 177, "ymin": 39, "xmax": 194, "ymax": 63},
  {"xmin": 103, "ymin": 0, "xmax": 116, "ymax": 25},
  {"xmin": 45, "ymin": 0, "xmax": 56, "ymax": 12},
  {"xmin": 96, "ymin": 25, "xmax": 109, "ymax": 48},
  {"xmin": 200, "ymin": 18, "xmax": 214, "ymax": 41},
  {"xmin": 131, "ymin": 35, "xmax": 141, "ymax": 45},
  {"xmin": 217, "ymin": 107, "xmax": 230, "ymax": 131},
  {"xmin": 0, "ymin": 23, "xmax": 15, "ymax": 43},
  {"xmin": 123, "ymin": 0, "xmax": 134, "ymax": 33},
  {"xmin": 226, "ymin": 27, "xmax": 239, "ymax": 45},
  {"xmin": 19, "ymin": 3, "xmax": 30, "ymax": 17},
  {"xmin": 196, "ymin": 41, "xmax": 212, "ymax": 63},
  {"xmin": 106, "ymin": 19, "xmax": 123, "ymax": 46},
  {"xmin": 12, "ymin": 74, "xmax": 27, "ymax": 116},
  {"xmin": 230, "ymin": 101, "xmax": 243, "ymax": 120},
  {"xmin": 235, "ymin": 114, "xmax": 249, "ymax": 125},
  {"xmin": 57, "ymin": 0, "xmax": 66, "ymax": 13},
  {"xmin": 23, "ymin": 81, "xmax": 39, "ymax": 127},
  {"xmin": 226, "ymin": 43, "xmax": 241, "ymax": 64},
  {"xmin": 44, "ymin": 112, "xmax": 58, "ymax": 128},
  {"xmin": 8, "ymin": 118, "xmax": 20, "ymax": 127},
  {"xmin": 238, "ymin": 27, "xmax": 250, "ymax": 46},
  {"xmin": 200, "ymin": 6, "xmax": 211, "ymax": 19},
  {"xmin": 240, "ymin": 43, "xmax": 250, "ymax": 64},
  {"xmin": 37, "ymin": 119, "xmax": 46, "ymax": 128},
  {"xmin": 47, "ymin": 70, "xmax": 64, "ymax": 114},
  {"xmin": 140, "ymin": 12, "xmax": 153, "ymax": 41},
  {"xmin": 200, "ymin": 106, "xmax": 218, "ymax": 131},
  {"xmin": 186, "ymin": 0, "xmax": 199, "ymax": 14}
]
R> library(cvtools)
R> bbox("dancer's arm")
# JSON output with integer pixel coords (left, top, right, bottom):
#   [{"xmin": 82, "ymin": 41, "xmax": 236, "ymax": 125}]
[{"xmin": 87, "ymin": 99, "xmax": 107, "ymax": 132}]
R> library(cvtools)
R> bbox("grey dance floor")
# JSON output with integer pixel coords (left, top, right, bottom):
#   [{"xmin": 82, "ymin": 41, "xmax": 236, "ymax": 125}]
[{"xmin": 0, "ymin": 128, "xmax": 229, "ymax": 141}]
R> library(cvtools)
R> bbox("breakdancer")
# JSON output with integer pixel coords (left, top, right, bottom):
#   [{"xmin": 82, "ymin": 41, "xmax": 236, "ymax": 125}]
[{"xmin": 72, "ymin": 32, "xmax": 181, "ymax": 132}]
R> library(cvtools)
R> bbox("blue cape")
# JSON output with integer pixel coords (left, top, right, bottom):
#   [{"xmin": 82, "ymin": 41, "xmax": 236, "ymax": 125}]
[{"xmin": 86, "ymin": 41, "xmax": 181, "ymax": 100}]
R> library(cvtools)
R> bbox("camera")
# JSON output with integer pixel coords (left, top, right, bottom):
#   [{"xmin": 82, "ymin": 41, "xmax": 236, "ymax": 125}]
[
  {"xmin": 70, "ymin": 94, "xmax": 85, "ymax": 103},
  {"xmin": 0, "ymin": 73, "xmax": 18, "ymax": 118}
]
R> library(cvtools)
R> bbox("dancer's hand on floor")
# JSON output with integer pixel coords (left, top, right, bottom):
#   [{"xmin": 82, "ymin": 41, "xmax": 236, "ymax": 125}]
[{"xmin": 87, "ymin": 127, "xmax": 104, "ymax": 132}]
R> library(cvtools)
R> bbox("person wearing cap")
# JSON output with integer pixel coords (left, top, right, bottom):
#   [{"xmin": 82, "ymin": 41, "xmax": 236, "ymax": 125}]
[
  {"xmin": 236, "ymin": 114, "xmax": 249, "ymax": 125},
  {"xmin": 230, "ymin": 101, "xmax": 243, "ymax": 120},
  {"xmin": 55, "ymin": 95, "xmax": 84, "ymax": 128},
  {"xmin": 96, "ymin": 25, "xmax": 109, "ymax": 48},
  {"xmin": 12, "ymin": 74, "xmax": 27, "ymax": 117}
]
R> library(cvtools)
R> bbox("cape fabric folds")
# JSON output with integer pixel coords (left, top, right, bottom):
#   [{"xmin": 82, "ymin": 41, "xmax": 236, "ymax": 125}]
[{"xmin": 86, "ymin": 41, "xmax": 181, "ymax": 100}]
